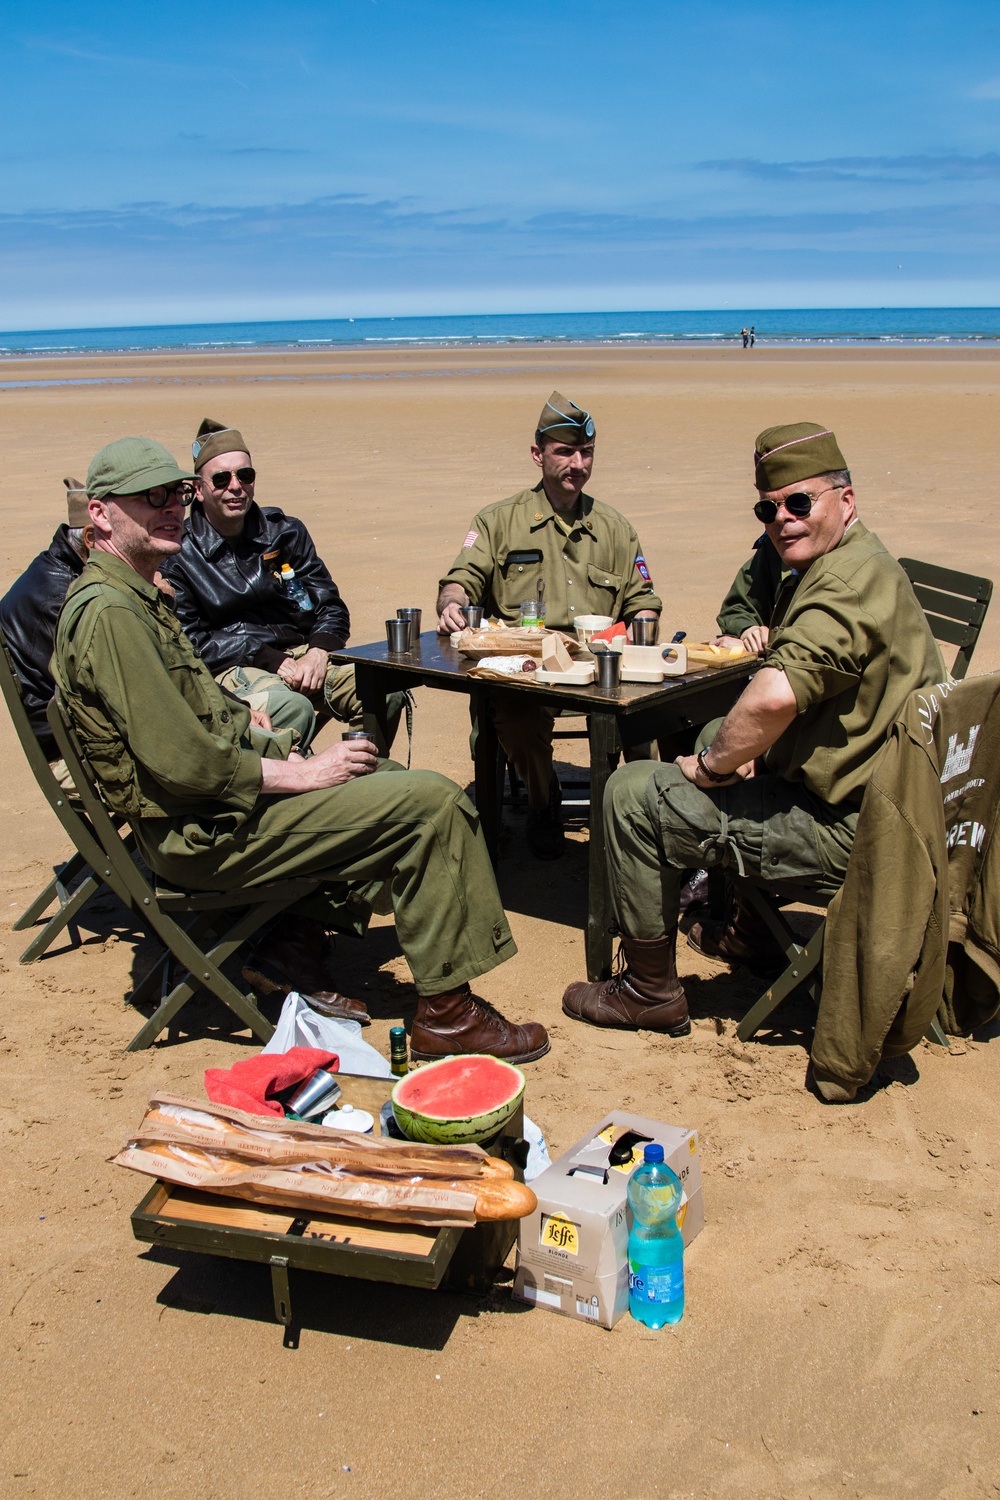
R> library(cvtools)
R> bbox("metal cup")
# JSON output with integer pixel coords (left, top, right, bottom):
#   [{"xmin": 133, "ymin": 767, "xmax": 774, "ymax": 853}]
[
  {"xmin": 460, "ymin": 604, "xmax": 484, "ymax": 629},
  {"xmin": 386, "ymin": 618, "xmax": 410, "ymax": 652},
  {"xmin": 631, "ymin": 617, "xmax": 659, "ymax": 646},
  {"xmin": 285, "ymin": 1068, "xmax": 342, "ymax": 1119},
  {"xmin": 595, "ymin": 649, "xmax": 623, "ymax": 692},
  {"xmin": 343, "ymin": 729, "xmax": 371, "ymax": 742},
  {"xmin": 396, "ymin": 607, "xmax": 422, "ymax": 649}
]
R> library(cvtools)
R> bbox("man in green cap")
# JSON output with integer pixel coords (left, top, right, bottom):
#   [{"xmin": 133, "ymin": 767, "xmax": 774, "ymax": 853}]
[
  {"xmin": 436, "ymin": 391, "xmax": 662, "ymax": 859},
  {"xmin": 53, "ymin": 437, "xmax": 549, "ymax": 1064},
  {"xmin": 161, "ymin": 418, "xmax": 406, "ymax": 755},
  {"xmin": 561, "ymin": 421, "xmax": 945, "ymax": 1100}
]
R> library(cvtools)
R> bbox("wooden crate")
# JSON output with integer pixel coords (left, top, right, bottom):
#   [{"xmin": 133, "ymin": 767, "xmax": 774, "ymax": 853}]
[{"xmin": 129, "ymin": 1073, "xmax": 526, "ymax": 1336}]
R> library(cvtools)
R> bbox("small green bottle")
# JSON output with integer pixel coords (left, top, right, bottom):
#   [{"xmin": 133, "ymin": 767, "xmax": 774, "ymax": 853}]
[{"xmin": 389, "ymin": 1026, "xmax": 409, "ymax": 1077}]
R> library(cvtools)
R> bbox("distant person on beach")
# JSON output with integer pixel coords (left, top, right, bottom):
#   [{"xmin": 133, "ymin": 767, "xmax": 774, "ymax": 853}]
[
  {"xmin": 435, "ymin": 391, "xmax": 662, "ymax": 860},
  {"xmin": 750, "ymin": 326, "xmax": 756, "ymax": 347},
  {"xmin": 53, "ymin": 437, "xmax": 549, "ymax": 1062},
  {"xmin": 161, "ymin": 417, "xmax": 406, "ymax": 756},
  {"xmin": 561, "ymin": 421, "xmax": 944, "ymax": 1101},
  {"xmin": 741, "ymin": 326, "xmax": 749, "ymax": 348}
]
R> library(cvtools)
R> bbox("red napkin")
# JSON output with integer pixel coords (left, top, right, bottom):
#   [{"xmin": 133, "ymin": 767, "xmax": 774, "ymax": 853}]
[
  {"xmin": 204, "ymin": 1047, "xmax": 339, "ymax": 1118},
  {"xmin": 590, "ymin": 622, "xmax": 628, "ymax": 644}
]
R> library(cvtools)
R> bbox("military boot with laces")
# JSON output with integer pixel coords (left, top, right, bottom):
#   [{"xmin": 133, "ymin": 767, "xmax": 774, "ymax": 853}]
[
  {"xmin": 562, "ymin": 932, "xmax": 690, "ymax": 1035},
  {"xmin": 410, "ymin": 984, "xmax": 550, "ymax": 1064}
]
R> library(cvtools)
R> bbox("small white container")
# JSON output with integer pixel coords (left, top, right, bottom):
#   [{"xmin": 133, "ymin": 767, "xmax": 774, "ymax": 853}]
[
  {"xmin": 536, "ymin": 662, "xmax": 596, "ymax": 686},
  {"xmin": 321, "ymin": 1104, "xmax": 375, "ymax": 1133},
  {"xmin": 574, "ymin": 614, "xmax": 614, "ymax": 646}
]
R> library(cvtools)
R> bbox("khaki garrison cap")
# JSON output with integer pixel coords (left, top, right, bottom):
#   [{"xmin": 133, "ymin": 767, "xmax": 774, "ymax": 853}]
[
  {"xmin": 536, "ymin": 390, "xmax": 596, "ymax": 443},
  {"xmin": 192, "ymin": 416, "xmax": 251, "ymax": 472},
  {"xmin": 753, "ymin": 422, "xmax": 848, "ymax": 492},
  {"xmin": 63, "ymin": 476, "xmax": 90, "ymax": 527}
]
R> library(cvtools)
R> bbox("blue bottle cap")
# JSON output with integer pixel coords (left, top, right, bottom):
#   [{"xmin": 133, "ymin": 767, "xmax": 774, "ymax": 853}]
[{"xmin": 643, "ymin": 1143, "xmax": 664, "ymax": 1163}]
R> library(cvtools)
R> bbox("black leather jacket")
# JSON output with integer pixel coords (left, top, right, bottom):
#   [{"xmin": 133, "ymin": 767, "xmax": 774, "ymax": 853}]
[
  {"xmin": 162, "ymin": 501, "xmax": 351, "ymax": 676},
  {"xmin": 0, "ymin": 525, "xmax": 85, "ymax": 758}
]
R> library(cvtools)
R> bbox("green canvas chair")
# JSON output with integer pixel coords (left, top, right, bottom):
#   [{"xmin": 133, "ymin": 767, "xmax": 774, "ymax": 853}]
[
  {"xmin": 0, "ymin": 623, "xmax": 140, "ymax": 964},
  {"xmin": 734, "ymin": 558, "xmax": 992, "ymax": 1046},
  {"xmin": 46, "ymin": 693, "xmax": 319, "ymax": 1052}
]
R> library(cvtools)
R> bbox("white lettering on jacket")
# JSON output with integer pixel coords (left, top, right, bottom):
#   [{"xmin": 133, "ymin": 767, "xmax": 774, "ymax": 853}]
[
  {"xmin": 940, "ymin": 725, "xmax": 981, "ymax": 783},
  {"xmin": 947, "ymin": 820, "xmax": 986, "ymax": 852}
]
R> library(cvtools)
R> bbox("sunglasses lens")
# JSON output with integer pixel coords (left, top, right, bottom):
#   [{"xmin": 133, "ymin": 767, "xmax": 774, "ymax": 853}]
[
  {"xmin": 754, "ymin": 500, "xmax": 777, "ymax": 523},
  {"xmin": 211, "ymin": 467, "xmax": 255, "ymax": 489},
  {"xmin": 786, "ymin": 493, "xmax": 814, "ymax": 517}
]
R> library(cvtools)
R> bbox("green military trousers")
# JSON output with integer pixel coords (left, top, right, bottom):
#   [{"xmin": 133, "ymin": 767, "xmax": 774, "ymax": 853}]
[
  {"xmin": 604, "ymin": 760, "xmax": 858, "ymax": 940},
  {"xmin": 217, "ymin": 650, "xmax": 407, "ymax": 756},
  {"xmin": 143, "ymin": 763, "xmax": 516, "ymax": 997}
]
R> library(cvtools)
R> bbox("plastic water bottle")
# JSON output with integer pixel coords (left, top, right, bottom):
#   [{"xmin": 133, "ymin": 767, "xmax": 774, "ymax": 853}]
[
  {"xmin": 280, "ymin": 564, "xmax": 313, "ymax": 612},
  {"xmin": 627, "ymin": 1143, "xmax": 684, "ymax": 1327}
]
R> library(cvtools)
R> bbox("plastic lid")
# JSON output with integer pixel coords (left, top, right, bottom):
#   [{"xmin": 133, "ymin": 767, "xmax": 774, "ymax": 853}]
[{"xmin": 643, "ymin": 1143, "xmax": 664, "ymax": 1163}]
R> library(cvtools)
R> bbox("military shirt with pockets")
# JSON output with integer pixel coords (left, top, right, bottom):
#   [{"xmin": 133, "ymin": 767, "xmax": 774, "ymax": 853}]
[{"xmin": 439, "ymin": 484, "xmax": 662, "ymax": 629}]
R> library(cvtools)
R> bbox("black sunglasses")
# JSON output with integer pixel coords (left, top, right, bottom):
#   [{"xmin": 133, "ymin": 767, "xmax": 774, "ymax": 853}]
[
  {"xmin": 207, "ymin": 467, "xmax": 256, "ymax": 490},
  {"xmin": 115, "ymin": 482, "xmax": 194, "ymax": 509},
  {"xmin": 753, "ymin": 483, "xmax": 844, "ymax": 524}
]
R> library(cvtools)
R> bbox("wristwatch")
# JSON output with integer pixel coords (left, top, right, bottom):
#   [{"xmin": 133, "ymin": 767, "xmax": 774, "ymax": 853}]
[{"xmin": 697, "ymin": 747, "xmax": 732, "ymax": 784}]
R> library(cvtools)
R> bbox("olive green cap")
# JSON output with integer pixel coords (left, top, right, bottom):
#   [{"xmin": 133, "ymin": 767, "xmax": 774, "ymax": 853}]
[
  {"xmin": 753, "ymin": 422, "xmax": 847, "ymax": 492},
  {"xmin": 192, "ymin": 416, "xmax": 251, "ymax": 472},
  {"xmin": 63, "ymin": 476, "xmax": 90, "ymax": 527},
  {"xmin": 86, "ymin": 438, "xmax": 197, "ymax": 501},
  {"xmin": 536, "ymin": 390, "xmax": 596, "ymax": 443}
]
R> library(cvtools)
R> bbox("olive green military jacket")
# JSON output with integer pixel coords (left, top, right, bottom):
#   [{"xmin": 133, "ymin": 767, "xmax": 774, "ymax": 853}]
[
  {"xmin": 440, "ymin": 484, "xmax": 662, "ymax": 630},
  {"xmin": 763, "ymin": 521, "xmax": 945, "ymax": 806},
  {"xmin": 716, "ymin": 535, "xmax": 793, "ymax": 637},
  {"xmin": 52, "ymin": 551, "xmax": 278, "ymax": 866}
]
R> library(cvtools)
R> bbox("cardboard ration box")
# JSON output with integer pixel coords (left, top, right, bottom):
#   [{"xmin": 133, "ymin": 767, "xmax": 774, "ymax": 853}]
[{"xmin": 514, "ymin": 1111, "xmax": 703, "ymax": 1330}]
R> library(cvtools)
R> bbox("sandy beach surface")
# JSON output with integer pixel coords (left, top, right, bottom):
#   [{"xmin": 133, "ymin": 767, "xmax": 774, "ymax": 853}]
[{"xmin": 2, "ymin": 344, "xmax": 999, "ymax": 1500}]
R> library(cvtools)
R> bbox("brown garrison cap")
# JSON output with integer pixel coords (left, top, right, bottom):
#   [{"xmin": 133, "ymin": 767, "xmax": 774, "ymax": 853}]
[
  {"xmin": 63, "ymin": 476, "xmax": 90, "ymax": 527},
  {"xmin": 536, "ymin": 390, "xmax": 596, "ymax": 443},
  {"xmin": 192, "ymin": 416, "xmax": 251, "ymax": 472},
  {"xmin": 753, "ymin": 422, "xmax": 848, "ymax": 492}
]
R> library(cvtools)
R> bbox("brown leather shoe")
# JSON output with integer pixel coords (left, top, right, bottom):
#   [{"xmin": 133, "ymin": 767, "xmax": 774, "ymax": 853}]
[
  {"xmin": 686, "ymin": 894, "xmax": 786, "ymax": 974},
  {"xmin": 410, "ymin": 984, "xmax": 550, "ymax": 1064},
  {"xmin": 242, "ymin": 915, "xmax": 371, "ymax": 1025},
  {"xmin": 562, "ymin": 933, "xmax": 690, "ymax": 1035}
]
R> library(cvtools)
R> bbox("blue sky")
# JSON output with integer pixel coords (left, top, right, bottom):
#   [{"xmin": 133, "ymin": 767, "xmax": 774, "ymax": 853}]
[{"xmin": 3, "ymin": 0, "xmax": 1000, "ymax": 327}]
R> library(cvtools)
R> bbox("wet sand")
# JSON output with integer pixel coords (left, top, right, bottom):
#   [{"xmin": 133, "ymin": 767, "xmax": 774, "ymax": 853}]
[{"xmin": 1, "ymin": 344, "xmax": 999, "ymax": 1499}]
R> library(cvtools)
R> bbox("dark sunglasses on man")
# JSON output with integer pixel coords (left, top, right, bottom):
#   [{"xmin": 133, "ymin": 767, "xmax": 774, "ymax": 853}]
[
  {"xmin": 207, "ymin": 467, "xmax": 256, "ymax": 490},
  {"xmin": 753, "ymin": 483, "xmax": 845, "ymax": 524}
]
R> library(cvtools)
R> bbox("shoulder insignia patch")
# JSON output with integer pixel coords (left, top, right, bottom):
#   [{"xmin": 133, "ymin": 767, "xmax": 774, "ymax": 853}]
[
  {"xmin": 635, "ymin": 555, "xmax": 652, "ymax": 582},
  {"xmin": 462, "ymin": 530, "xmax": 479, "ymax": 549}
]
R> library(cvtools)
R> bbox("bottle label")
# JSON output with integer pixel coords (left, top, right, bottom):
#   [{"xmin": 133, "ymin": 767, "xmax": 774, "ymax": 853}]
[{"xmin": 629, "ymin": 1263, "xmax": 683, "ymax": 1305}]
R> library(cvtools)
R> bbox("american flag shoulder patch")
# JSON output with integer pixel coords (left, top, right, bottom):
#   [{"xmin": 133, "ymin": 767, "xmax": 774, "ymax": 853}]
[{"xmin": 462, "ymin": 530, "xmax": 479, "ymax": 549}]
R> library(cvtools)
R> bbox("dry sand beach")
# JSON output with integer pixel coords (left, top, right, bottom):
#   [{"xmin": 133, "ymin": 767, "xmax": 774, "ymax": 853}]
[{"xmin": 2, "ymin": 344, "xmax": 1000, "ymax": 1500}]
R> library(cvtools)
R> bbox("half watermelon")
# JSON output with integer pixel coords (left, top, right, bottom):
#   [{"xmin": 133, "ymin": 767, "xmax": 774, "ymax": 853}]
[{"xmin": 391, "ymin": 1055, "xmax": 525, "ymax": 1144}]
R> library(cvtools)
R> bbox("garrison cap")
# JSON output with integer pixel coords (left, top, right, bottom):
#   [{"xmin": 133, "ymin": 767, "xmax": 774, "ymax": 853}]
[
  {"xmin": 192, "ymin": 416, "xmax": 251, "ymax": 472},
  {"xmin": 63, "ymin": 476, "xmax": 90, "ymax": 527},
  {"xmin": 87, "ymin": 438, "xmax": 197, "ymax": 501},
  {"xmin": 753, "ymin": 422, "xmax": 848, "ymax": 492},
  {"xmin": 536, "ymin": 390, "xmax": 596, "ymax": 444}
]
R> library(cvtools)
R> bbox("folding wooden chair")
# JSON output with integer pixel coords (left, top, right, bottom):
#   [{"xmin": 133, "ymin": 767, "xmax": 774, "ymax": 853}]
[
  {"xmin": 734, "ymin": 558, "xmax": 992, "ymax": 1044},
  {"xmin": 0, "ymin": 624, "xmax": 138, "ymax": 964},
  {"xmin": 46, "ymin": 694, "xmax": 319, "ymax": 1052}
]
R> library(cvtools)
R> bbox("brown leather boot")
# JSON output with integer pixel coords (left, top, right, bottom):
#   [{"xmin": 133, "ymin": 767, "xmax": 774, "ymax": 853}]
[
  {"xmin": 562, "ymin": 933, "xmax": 690, "ymax": 1035},
  {"xmin": 241, "ymin": 915, "xmax": 371, "ymax": 1025},
  {"xmin": 686, "ymin": 893, "xmax": 786, "ymax": 973},
  {"xmin": 410, "ymin": 985, "xmax": 550, "ymax": 1064}
]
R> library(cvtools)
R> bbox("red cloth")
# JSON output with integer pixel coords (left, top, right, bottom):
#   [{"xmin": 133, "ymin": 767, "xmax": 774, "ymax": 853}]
[
  {"xmin": 591, "ymin": 622, "xmax": 628, "ymax": 644},
  {"xmin": 204, "ymin": 1047, "xmax": 339, "ymax": 1118}
]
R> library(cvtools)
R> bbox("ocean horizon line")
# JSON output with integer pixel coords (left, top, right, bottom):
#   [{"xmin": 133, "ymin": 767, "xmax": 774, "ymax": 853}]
[{"xmin": 4, "ymin": 306, "xmax": 1000, "ymax": 358}]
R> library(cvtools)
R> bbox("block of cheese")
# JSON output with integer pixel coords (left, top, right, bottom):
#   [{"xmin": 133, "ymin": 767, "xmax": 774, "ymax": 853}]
[{"xmin": 541, "ymin": 633, "xmax": 574, "ymax": 674}]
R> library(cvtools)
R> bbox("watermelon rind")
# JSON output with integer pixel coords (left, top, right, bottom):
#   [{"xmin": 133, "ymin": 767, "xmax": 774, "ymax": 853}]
[{"xmin": 390, "ymin": 1054, "xmax": 525, "ymax": 1144}]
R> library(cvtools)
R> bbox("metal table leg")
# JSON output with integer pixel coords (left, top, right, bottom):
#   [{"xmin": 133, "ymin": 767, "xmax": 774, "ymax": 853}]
[
  {"xmin": 355, "ymin": 662, "xmax": 392, "ymax": 754},
  {"xmin": 586, "ymin": 711, "xmax": 621, "ymax": 981},
  {"xmin": 471, "ymin": 684, "xmax": 500, "ymax": 867}
]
